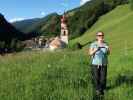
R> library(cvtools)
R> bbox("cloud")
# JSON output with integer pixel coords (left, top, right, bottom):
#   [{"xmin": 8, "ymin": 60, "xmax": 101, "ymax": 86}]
[
  {"xmin": 9, "ymin": 18, "xmax": 25, "ymax": 23},
  {"xmin": 80, "ymin": 0, "xmax": 90, "ymax": 5},
  {"xmin": 41, "ymin": 12, "xmax": 46, "ymax": 16}
]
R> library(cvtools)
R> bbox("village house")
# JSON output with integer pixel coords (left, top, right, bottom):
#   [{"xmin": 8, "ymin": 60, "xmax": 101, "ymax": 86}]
[{"xmin": 24, "ymin": 13, "xmax": 69, "ymax": 51}]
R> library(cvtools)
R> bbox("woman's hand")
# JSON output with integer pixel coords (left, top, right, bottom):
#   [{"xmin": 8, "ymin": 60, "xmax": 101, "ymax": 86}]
[{"xmin": 89, "ymin": 47, "xmax": 98, "ymax": 56}]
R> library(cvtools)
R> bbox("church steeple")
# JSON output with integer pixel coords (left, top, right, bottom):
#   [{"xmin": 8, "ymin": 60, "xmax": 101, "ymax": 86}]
[{"xmin": 60, "ymin": 12, "xmax": 69, "ymax": 44}]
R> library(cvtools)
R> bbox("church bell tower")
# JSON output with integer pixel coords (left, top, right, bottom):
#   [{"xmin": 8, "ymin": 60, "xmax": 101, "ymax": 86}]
[{"xmin": 60, "ymin": 13, "xmax": 69, "ymax": 45}]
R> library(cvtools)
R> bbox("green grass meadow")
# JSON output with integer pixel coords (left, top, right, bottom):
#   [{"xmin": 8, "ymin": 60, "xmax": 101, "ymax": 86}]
[
  {"xmin": 0, "ymin": 4, "xmax": 133, "ymax": 100},
  {"xmin": 0, "ymin": 49, "xmax": 133, "ymax": 100},
  {"xmin": 0, "ymin": 50, "xmax": 93, "ymax": 100}
]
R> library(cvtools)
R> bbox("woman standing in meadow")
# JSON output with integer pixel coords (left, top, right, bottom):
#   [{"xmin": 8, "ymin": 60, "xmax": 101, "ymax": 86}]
[{"xmin": 89, "ymin": 31, "xmax": 110, "ymax": 96}]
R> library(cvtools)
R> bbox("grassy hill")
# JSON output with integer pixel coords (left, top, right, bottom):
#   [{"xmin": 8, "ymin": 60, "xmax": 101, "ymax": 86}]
[
  {"xmin": 0, "ymin": 4, "xmax": 133, "ymax": 100},
  {"xmin": 69, "ymin": 4, "xmax": 133, "ymax": 99},
  {"xmin": 70, "ymin": 4, "xmax": 133, "ymax": 53}
]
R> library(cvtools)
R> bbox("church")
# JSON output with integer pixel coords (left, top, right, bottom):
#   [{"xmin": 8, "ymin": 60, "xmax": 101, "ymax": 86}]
[{"xmin": 49, "ymin": 13, "xmax": 69, "ymax": 51}]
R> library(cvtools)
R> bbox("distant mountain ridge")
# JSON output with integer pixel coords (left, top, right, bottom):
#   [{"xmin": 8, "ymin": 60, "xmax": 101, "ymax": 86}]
[
  {"xmin": 13, "ymin": 13, "xmax": 61, "ymax": 37},
  {"xmin": 12, "ymin": 18, "xmax": 40, "ymax": 33},
  {"xmin": 0, "ymin": 13, "xmax": 24, "ymax": 41},
  {"xmin": 0, "ymin": 13, "xmax": 37, "ymax": 42},
  {"xmin": 12, "ymin": 0, "xmax": 129, "ymax": 39}
]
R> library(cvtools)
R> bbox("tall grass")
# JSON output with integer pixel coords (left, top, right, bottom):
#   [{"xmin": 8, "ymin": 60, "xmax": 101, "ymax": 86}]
[
  {"xmin": 0, "ymin": 49, "xmax": 133, "ymax": 100},
  {"xmin": 0, "ymin": 50, "xmax": 93, "ymax": 100}
]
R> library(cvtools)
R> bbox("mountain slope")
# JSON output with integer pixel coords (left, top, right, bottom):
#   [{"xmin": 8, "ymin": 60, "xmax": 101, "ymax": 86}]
[
  {"xmin": 0, "ymin": 13, "xmax": 31, "ymax": 41},
  {"xmin": 70, "ymin": 4, "xmax": 133, "ymax": 53},
  {"xmin": 13, "ymin": 0, "xmax": 128, "ymax": 39},
  {"xmin": 12, "ymin": 18, "xmax": 40, "ymax": 33},
  {"xmin": 0, "ymin": 13, "xmax": 39, "ymax": 53},
  {"xmin": 13, "ymin": 13, "xmax": 61, "ymax": 37}
]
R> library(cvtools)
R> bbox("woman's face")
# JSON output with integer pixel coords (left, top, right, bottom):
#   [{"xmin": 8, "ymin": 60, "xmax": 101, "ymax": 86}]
[{"xmin": 96, "ymin": 32, "xmax": 104, "ymax": 42}]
